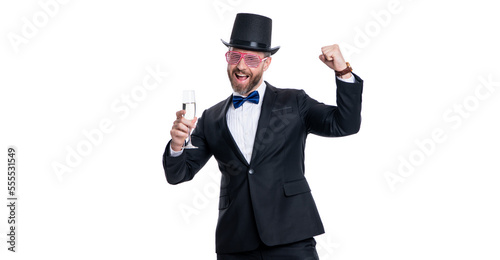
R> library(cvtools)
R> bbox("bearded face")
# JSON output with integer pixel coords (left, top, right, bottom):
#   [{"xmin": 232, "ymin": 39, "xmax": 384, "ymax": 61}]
[{"xmin": 226, "ymin": 48, "xmax": 270, "ymax": 96}]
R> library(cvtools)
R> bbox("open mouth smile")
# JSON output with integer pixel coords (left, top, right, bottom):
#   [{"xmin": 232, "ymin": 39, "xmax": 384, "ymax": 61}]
[{"xmin": 235, "ymin": 73, "xmax": 250, "ymax": 82}]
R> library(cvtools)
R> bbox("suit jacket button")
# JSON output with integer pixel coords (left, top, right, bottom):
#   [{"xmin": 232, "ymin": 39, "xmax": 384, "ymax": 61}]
[{"xmin": 248, "ymin": 169, "xmax": 254, "ymax": 175}]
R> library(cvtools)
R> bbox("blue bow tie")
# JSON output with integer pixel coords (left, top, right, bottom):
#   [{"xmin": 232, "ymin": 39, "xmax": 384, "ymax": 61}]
[{"xmin": 232, "ymin": 91, "xmax": 260, "ymax": 109}]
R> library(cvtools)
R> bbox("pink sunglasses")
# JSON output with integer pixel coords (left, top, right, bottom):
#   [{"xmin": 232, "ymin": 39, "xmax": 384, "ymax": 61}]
[{"xmin": 225, "ymin": 51, "xmax": 268, "ymax": 68}]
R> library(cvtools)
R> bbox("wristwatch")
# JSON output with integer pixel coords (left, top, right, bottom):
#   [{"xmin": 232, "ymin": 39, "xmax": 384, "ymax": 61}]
[{"xmin": 335, "ymin": 62, "xmax": 352, "ymax": 77}]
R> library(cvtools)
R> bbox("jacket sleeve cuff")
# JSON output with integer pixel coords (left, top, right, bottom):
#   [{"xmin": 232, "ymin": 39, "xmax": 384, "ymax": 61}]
[{"xmin": 336, "ymin": 74, "xmax": 355, "ymax": 83}]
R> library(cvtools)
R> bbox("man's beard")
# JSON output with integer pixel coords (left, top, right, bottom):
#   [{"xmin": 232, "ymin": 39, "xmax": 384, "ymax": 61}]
[{"xmin": 227, "ymin": 67, "xmax": 263, "ymax": 96}]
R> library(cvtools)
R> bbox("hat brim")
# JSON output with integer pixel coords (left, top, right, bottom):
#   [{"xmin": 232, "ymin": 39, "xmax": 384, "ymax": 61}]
[{"xmin": 221, "ymin": 39, "xmax": 280, "ymax": 55}]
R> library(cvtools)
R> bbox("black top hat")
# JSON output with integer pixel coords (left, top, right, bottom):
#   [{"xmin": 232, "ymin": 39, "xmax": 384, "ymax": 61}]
[{"xmin": 221, "ymin": 13, "xmax": 280, "ymax": 55}]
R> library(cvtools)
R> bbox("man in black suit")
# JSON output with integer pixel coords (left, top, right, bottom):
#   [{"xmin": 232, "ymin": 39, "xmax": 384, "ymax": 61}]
[{"xmin": 163, "ymin": 13, "xmax": 363, "ymax": 259}]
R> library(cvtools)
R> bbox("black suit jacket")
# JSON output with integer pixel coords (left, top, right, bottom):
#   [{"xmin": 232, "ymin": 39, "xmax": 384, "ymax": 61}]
[{"xmin": 163, "ymin": 74, "xmax": 363, "ymax": 254}]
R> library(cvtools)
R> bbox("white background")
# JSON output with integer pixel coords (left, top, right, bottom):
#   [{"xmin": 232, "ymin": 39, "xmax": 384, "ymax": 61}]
[{"xmin": 1, "ymin": 0, "xmax": 499, "ymax": 259}]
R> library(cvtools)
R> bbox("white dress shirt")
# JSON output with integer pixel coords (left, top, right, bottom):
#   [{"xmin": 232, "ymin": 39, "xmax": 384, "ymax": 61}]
[
  {"xmin": 225, "ymin": 81, "xmax": 266, "ymax": 163},
  {"xmin": 169, "ymin": 75, "xmax": 355, "ymax": 158}
]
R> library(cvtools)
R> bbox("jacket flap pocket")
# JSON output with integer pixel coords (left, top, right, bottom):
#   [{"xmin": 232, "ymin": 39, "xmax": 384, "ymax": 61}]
[
  {"xmin": 272, "ymin": 106, "xmax": 293, "ymax": 115},
  {"xmin": 283, "ymin": 179, "xmax": 311, "ymax": 197}
]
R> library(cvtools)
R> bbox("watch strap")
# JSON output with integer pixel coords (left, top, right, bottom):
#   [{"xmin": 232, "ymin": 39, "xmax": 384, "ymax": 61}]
[{"xmin": 335, "ymin": 62, "xmax": 352, "ymax": 77}]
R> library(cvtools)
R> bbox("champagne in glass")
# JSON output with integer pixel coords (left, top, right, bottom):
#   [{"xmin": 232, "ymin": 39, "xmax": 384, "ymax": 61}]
[
  {"xmin": 182, "ymin": 102, "xmax": 196, "ymax": 121},
  {"xmin": 182, "ymin": 90, "xmax": 198, "ymax": 149}
]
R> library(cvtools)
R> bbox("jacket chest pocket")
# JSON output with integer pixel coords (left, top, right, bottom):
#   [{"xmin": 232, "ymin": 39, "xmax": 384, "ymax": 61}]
[{"xmin": 270, "ymin": 107, "xmax": 295, "ymax": 133}]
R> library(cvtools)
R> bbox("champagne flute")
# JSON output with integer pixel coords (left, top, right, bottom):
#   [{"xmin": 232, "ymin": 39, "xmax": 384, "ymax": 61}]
[{"xmin": 182, "ymin": 90, "xmax": 198, "ymax": 149}]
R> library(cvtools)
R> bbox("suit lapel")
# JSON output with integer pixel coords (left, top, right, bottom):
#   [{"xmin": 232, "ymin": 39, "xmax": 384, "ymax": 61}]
[
  {"xmin": 217, "ymin": 95, "xmax": 249, "ymax": 166},
  {"xmin": 250, "ymin": 82, "xmax": 277, "ymax": 164}
]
